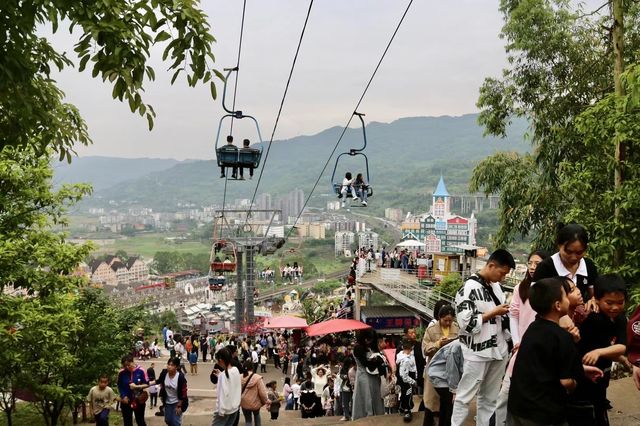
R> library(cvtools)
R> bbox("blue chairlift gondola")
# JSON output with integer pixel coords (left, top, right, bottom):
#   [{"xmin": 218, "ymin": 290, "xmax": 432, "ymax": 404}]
[
  {"xmin": 330, "ymin": 112, "xmax": 373, "ymax": 205},
  {"xmin": 215, "ymin": 67, "xmax": 263, "ymax": 179}
]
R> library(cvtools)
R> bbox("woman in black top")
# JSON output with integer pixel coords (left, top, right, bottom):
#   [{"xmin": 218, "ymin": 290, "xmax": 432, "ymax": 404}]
[{"xmin": 533, "ymin": 223, "xmax": 598, "ymax": 313}]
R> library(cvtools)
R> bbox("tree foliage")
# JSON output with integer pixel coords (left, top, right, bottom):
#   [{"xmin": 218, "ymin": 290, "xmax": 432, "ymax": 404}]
[
  {"xmin": 1, "ymin": 0, "xmax": 222, "ymax": 160},
  {"xmin": 472, "ymin": 0, "xmax": 640, "ymax": 283},
  {"xmin": 152, "ymin": 250, "xmax": 209, "ymax": 274}
]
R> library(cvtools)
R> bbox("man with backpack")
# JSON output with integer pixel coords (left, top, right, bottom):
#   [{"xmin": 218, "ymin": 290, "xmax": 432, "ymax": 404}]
[{"xmin": 451, "ymin": 249, "xmax": 515, "ymax": 426}]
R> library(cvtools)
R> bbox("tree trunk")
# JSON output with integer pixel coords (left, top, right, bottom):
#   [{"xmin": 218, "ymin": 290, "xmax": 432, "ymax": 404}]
[
  {"xmin": 4, "ymin": 409, "xmax": 13, "ymax": 426},
  {"xmin": 612, "ymin": 0, "xmax": 625, "ymax": 266}
]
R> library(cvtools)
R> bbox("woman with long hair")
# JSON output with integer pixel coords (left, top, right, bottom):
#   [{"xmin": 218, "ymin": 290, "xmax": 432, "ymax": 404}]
[
  {"xmin": 351, "ymin": 328, "xmax": 385, "ymax": 420},
  {"xmin": 240, "ymin": 359, "xmax": 268, "ymax": 426},
  {"xmin": 211, "ymin": 347, "xmax": 242, "ymax": 426},
  {"xmin": 533, "ymin": 223, "xmax": 598, "ymax": 310}
]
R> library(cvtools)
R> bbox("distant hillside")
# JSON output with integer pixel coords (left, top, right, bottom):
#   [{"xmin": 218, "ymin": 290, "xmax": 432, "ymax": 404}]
[
  {"xmin": 53, "ymin": 156, "xmax": 181, "ymax": 191},
  {"xmin": 74, "ymin": 114, "xmax": 529, "ymax": 212}
]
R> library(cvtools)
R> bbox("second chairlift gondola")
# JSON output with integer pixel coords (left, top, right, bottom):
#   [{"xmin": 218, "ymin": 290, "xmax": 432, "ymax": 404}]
[
  {"xmin": 215, "ymin": 67, "xmax": 264, "ymax": 180},
  {"xmin": 330, "ymin": 112, "xmax": 373, "ymax": 207},
  {"xmin": 209, "ymin": 240, "xmax": 236, "ymax": 291}
]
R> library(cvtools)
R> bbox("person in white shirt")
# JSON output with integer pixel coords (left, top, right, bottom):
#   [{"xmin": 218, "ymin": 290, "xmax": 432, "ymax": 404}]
[
  {"xmin": 212, "ymin": 347, "xmax": 241, "ymax": 426},
  {"xmin": 174, "ymin": 339, "xmax": 188, "ymax": 375},
  {"xmin": 339, "ymin": 172, "xmax": 358, "ymax": 207},
  {"xmin": 451, "ymin": 249, "xmax": 515, "ymax": 426},
  {"xmin": 251, "ymin": 348, "xmax": 259, "ymax": 372}
]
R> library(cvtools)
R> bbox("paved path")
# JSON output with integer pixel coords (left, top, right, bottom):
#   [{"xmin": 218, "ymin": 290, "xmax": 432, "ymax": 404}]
[{"xmin": 94, "ymin": 355, "xmax": 640, "ymax": 426}]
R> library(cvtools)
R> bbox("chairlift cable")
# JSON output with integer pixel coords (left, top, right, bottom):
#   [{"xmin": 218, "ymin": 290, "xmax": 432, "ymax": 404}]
[
  {"xmin": 229, "ymin": 0, "xmax": 248, "ymax": 136},
  {"xmin": 219, "ymin": 0, "xmax": 246, "ymax": 236},
  {"xmin": 241, "ymin": 0, "xmax": 315, "ymax": 233},
  {"xmin": 285, "ymin": 0, "xmax": 414, "ymax": 241}
]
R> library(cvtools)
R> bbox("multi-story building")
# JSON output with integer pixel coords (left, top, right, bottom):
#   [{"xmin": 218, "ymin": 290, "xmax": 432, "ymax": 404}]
[
  {"xmin": 358, "ymin": 231, "xmax": 379, "ymax": 251},
  {"xmin": 297, "ymin": 222, "xmax": 326, "ymax": 239},
  {"xmin": 384, "ymin": 208, "xmax": 404, "ymax": 222},
  {"xmin": 401, "ymin": 176, "xmax": 477, "ymax": 254},
  {"xmin": 90, "ymin": 255, "xmax": 149, "ymax": 287},
  {"xmin": 335, "ymin": 231, "xmax": 355, "ymax": 256}
]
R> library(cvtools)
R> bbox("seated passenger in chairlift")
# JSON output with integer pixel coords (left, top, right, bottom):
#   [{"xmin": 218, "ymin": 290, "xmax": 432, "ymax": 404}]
[
  {"xmin": 223, "ymin": 256, "xmax": 232, "ymax": 264},
  {"xmin": 339, "ymin": 172, "xmax": 358, "ymax": 207},
  {"xmin": 239, "ymin": 139, "xmax": 255, "ymax": 180},
  {"xmin": 219, "ymin": 135, "xmax": 238, "ymax": 179},
  {"xmin": 354, "ymin": 173, "xmax": 368, "ymax": 207}
]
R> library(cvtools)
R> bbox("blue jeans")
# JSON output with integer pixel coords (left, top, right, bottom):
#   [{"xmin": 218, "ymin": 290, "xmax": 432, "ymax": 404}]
[
  {"xmin": 242, "ymin": 408, "xmax": 262, "ymax": 426},
  {"xmin": 211, "ymin": 410, "xmax": 239, "ymax": 426},
  {"xmin": 164, "ymin": 403, "xmax": 182, "ymax": 426}
]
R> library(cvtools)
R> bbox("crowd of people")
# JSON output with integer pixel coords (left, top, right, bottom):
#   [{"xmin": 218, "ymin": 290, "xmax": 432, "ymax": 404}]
[{"xmin": 85, "ymin": 223, "xmax": 640, "ymax": 426}]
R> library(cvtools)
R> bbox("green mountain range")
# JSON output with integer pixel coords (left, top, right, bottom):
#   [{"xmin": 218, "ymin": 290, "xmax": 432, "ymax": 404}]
[{"xmin": 57, "ymin": 113, "xmax": 529, "ymax": 214}]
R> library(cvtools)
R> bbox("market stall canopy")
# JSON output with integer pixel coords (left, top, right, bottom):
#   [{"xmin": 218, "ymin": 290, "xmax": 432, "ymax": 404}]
[
  {"xmin": 396, "ymin": 239, "xmax": 426, "ymax": 248},
  {"xmin": 263, "ymin": 315, "xmax": 308, "ymax": 329},
  {"xmin": 305, "ymin": 319, "xmax": 372, "ymax": 337}
]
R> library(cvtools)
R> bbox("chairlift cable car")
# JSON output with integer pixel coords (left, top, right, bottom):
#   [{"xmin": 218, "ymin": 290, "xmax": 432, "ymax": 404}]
[
  {"xmin": 208, "ymin": 215, "xmax": 237, "ymax": 291},
  {"xmin": 215, "ymin": 67, "xmax": 264, "ymax": 180},
  {"xmin": 330, "ymin": 111, "xmax": 373, "ymax": 205}
]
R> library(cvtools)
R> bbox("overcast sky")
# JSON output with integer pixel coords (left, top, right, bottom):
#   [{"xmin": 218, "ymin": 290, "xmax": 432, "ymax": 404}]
[{"xmin": 48, "ymin": 0, "xmax": 601, "ymax": 160}]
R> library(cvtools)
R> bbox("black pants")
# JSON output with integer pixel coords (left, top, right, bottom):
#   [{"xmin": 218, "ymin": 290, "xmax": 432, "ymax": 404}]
[
  {"xmin": 150, "ymin": 393, "xmax": 158, "ymax": 407},
  {"xmin": 399, "ymin": 381, "xmax": 413, "ymax": 415},
  {"xmin": 121, "ymin": 402, "xmax": 146, "ymax": 426},
  {"xmin": 434, "ymin": 387, "xmax": 453, "ymax": 426},
  {"xmin": 260, "ymin": 363, "xmax": 266, "ymax": 372},
  {"xmin": 202, "ymin": 348, "xmax": 208, "ymax": 362},
  {"xmin": 271, "ymin": 411, "xmax": 279, "ymax": 420}
]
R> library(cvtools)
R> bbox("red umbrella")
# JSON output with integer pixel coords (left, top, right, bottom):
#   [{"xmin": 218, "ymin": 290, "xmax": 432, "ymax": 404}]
[
  {"xmin": 263, "ymin": 315, "xmax": 308, "ymax": 329},
  {"xmin": 305, "ymin": 319, "xmax": 371, "ymax": 337}
]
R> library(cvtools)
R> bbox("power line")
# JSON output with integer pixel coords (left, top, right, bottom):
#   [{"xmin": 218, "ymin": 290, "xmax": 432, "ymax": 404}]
[
  {"xmin": 220, "ymin": 0, "xmax": 247, "ymax": 232},
  {"xmin": 285, "ymin": 0, "xmax": 415, "ymax": 240},
  {"xmin": 242, "ymin": 0, "xmax": 315, "ymax": 231},
  {"xmin": 229, "ymin": 0, "xmax": 247, "ymax": 136}
]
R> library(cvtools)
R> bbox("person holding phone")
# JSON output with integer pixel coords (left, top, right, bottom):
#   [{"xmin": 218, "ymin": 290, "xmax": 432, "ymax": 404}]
[
  {"xmin": 451, "ymin": 249, "xmax": 516, "ymax": 426},
  {"xmin": 422, "ymin": 304, "xmax": 459, "ymax": 426}
]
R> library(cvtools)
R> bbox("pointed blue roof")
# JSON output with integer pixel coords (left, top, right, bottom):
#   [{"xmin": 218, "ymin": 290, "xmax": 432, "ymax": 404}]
[{"xmin": 434, "ymin": 176, "xmax": 449, "ymax": 197}]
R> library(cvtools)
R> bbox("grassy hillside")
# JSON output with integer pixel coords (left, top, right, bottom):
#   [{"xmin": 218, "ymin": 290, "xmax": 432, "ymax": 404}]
[
  {"xmin": 53, "ymin": 156, "xmax": 181, "ymax": 191},
  {"xmin": 72, "ymin": 113, "xmax": 529, "ymax": 211}
]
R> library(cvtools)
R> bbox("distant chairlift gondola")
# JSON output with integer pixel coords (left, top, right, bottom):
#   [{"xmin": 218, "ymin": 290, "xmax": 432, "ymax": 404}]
[
  {"xmin": 215, "ymin": 67, "xmax": 263, "ymax": 179},
  {"xmin": 330, "ymin": 112, "xmax": 373, "ymax": 205},
  {"xmin": 209, "ymin": 239, "xmax": 237, "ymax": 291}
]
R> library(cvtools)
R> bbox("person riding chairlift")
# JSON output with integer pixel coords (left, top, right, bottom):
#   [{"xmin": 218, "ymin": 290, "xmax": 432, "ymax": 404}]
[
  {"xmin": 220, "ymin": 135, "xmax": 238, "ymax": 179},
  {"xmin": 339, "ymin": 172, "xmax": 358, "ymax": 207},
  {"xmin": 354, "ymin": 173, "xmax": 368, "ymax": 207}
]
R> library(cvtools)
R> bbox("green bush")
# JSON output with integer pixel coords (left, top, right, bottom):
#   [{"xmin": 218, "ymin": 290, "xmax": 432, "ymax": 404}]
[{"xmin": 438, "ymin": 273, "xmax": 463, "ymax": 298}]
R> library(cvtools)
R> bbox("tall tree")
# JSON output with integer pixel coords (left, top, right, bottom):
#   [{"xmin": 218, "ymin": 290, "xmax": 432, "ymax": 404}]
[
  {"xmin": 472, "ymin": 0, "xmax": 640, "ymax": 281},
  {"xmin": 1, "ymin": 0, "xmax": 222, "ymax": 160}
]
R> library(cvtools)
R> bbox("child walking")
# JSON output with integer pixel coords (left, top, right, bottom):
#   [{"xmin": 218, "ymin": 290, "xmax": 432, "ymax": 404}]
[
  {"xmin": 87, "ymin": 375, "xmax": 119, "ymax": 426},
  {"xmin": 383, "ymin": 373, "xmax": 399, "ymax": 414},
  {"xmin": 260, "ymin": 352, "xmax": 268, "ymax": 373},
  {"xmin": 396, "ymin": 338, "xmax": 417, "ymax": 422},
  {"xmin": 189, "ymin": 349, "xmax": 198, "ymax": 375},
  {"xmin": 266, "ymin": 380, "xmax": 282, "ymax": 420}
]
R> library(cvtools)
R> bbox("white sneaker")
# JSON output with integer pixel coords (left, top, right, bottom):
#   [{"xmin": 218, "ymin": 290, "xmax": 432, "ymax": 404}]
[
  {"xmin": 361, "ymin": 201, "xmax": 367, "ymax": 206},
  {"xmin": 341, "ymin": 201, "xmax": 346, "ymax": 207},
  {"xmin": 353, "ymin": 197, "xmax": 360, "ymax": 202}
]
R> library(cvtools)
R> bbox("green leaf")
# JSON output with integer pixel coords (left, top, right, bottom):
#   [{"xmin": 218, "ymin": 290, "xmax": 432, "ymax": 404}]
[
  {"xmin": 155, "ymin": 30, "xmax": 171, "ymax": 43},
  {"xmin": 209, "ymin": 81, "xmax": 217, "ymax": 99}
]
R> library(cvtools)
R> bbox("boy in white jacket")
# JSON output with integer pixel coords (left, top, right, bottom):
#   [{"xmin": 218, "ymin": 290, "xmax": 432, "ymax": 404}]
[
  {"xmin": 451, "ymin": 249, "xmax": 515, "ymax": 426},
  {"xmin": 396, "ymin": 338, "xmax": 417, "ymax": 422}
]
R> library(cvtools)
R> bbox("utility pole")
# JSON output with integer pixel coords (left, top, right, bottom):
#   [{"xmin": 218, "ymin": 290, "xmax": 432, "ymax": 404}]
[
  {"xmin": 245, "ymin": 244, "xmax": 256, "ymax": 324},
  {"xmin": 234, "ymin": 248, "xmax": 244, "ymax": 334},
  {"xmin": 612, "ymin": 0, "xmax": 625, "ymax": 266}
]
